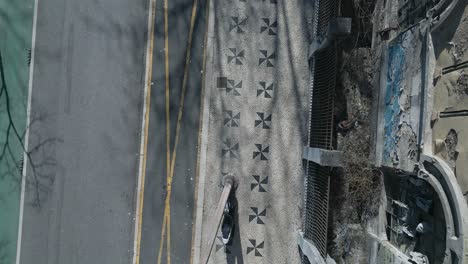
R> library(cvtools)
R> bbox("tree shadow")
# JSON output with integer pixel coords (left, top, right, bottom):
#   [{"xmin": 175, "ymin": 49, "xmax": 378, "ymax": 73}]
[
  {"xmin": 25, "ymin": 110, "xmax": 61, "ymax": 208},
  {"xmin": 0, "ymin": 49, "xmax": 59, "ymax": 208}
]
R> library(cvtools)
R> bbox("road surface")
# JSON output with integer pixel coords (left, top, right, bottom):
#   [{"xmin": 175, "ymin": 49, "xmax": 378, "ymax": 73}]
[
  {"xmin": 18, "ymin": 0, "xmax": 147, "ymax": 262},
  {"xmin": 18, "ymin": 0, "xmax": 208, "ymax": 262},
  {"xmin": 138, "ymin": 0, "xmax": 208, "ymax": 263}
]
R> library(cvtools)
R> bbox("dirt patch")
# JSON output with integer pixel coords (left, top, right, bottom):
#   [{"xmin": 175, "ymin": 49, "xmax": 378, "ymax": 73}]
[
  {"xmin": 445, "ymin": 129, "xmax": 459, "ymax": 167},
  {"xmin": 328, "ymin": 45, "xmax": 383, "ymax": 263},
  {"xmin": 394, "ymin": 122, "xmax": 418, "ymax": 165},
  {"xmin": 449, "ymin": 12, "xmax": 468, "ymax": 62},
  {"xmin": 456, "ymin": 71, "xmax": 468, "ymax": 96},
  {"xmin": 445, "ymin": 71, "xmax": 468, "ymax": 100}
]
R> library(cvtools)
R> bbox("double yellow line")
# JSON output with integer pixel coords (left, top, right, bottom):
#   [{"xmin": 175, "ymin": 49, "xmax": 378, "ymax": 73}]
[
  {"xmin": 134, "ymin": 0, "xmax": 157, "ymax": 261},
  {"xmin": 157, "ymin": 0, "xmax": 200, "ymax": 263},
  {"xmin": 134, "ymin": 0, "xmax": 202, "ymax": 263}
]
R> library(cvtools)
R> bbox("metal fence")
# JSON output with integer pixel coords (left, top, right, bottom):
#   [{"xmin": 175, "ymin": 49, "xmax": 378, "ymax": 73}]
[
  {"xmin": 316, "ymin": 0, "xmax": 337, "ymax": 40},
  {"xmin": 304, "ymin": 162, "xmax": 332, "ymax": 257},
  {"xmin": 302, "ymin": 0, "xmax": 338, "ymax": 260},
  {"xmin": 308, "ymin": 47, "xmax": 337, "ymax": 150}
]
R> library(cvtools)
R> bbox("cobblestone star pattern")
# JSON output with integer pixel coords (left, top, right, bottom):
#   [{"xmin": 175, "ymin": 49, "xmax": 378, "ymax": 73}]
[
  {"xmin": 259, "ymin": 50, "xmax": 276, "ymax": 67},
  {"xmin": 247, "ymin": 239, "xmax": 264, "ymax": 257},
  {"xmin": 257, "ymin": 81, "xmax": 274, "ymax": 98},
  {"xmin": 227, "ymin": 48, "xmax": 245, "ymax": 65},
  {"xmin": 249, "ymin": 207, "xmax": 267, "ymax": 224},
  {"xmin": 230, "ymin": 16, "xmax": 248, "ymax": 33},
  {"xmin": 222, "ymin": 139, "xmax": 239, "ymax": 159},
  {"xmin": 260, "ymin": 18, "xmax": 277, "ymax": 35},
  {"xmin": 251, "ymin": 175, "xmax": 269, "ymax": 192},
  {"xmin": 253, "ymin": 144, "xmax": 269, "ymax": 161}
]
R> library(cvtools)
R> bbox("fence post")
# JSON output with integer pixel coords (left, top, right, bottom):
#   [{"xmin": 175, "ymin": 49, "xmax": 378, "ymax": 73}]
[{"xmin": 202, "ymin": 175, "xmax": 235, "ymax": 264}]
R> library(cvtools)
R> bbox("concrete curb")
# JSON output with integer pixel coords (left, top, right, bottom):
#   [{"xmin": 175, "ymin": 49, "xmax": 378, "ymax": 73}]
[
  {"xmin": 419, "ymin": 154, "xmax": 468, "ymax": 263},
  {"xmin": 192, "ymin": 0, "xmax": 215, "ymax": 261}
]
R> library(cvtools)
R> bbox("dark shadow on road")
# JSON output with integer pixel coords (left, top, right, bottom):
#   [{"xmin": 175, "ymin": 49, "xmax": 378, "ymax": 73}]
[
  {"xmin": 431, "ymin": 0, "xmax": 467, "ymax": 58},
  {"xmin": 226, "ymin": 191, "xmax": 243, "ymax": 264}
]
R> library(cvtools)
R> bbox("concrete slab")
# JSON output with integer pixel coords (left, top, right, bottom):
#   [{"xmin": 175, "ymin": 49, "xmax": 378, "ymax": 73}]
[
  {"xmin": 375, "ymin": 25, "xmax": 430, "ymax": 172},
  {"xmin": 297, "ymin": 231, "xmax": 336, "ymax": 264},
  {"xmin": 193, "ymin": 0, "xmax": 310, "ymax": 262},
  {"xmin": 431, "ymin": 4, "xmax": 468, "ymax": 203},
  {"xmin": 302, "ymin": 146, "xmax": 343, "ymax": 167}
]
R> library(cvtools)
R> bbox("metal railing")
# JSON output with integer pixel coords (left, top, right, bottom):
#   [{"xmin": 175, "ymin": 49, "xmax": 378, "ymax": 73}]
[{"xmin": 302, "ymin": 0, "xmax": 338, "ymax": 260}]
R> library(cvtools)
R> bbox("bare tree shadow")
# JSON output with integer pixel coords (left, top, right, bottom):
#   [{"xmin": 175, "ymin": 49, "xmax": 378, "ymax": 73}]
[
  {"xmin": 0, "ymin": 49, "xmax": 59, "ymax": 208},
  {"xmin": 25, "ymin": 109, "xmax": 61, "ymax": 208}
]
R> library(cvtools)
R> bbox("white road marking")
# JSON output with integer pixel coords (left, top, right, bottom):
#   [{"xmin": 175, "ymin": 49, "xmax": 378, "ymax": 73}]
[
  {"xmin": 16, "ymin": 0, "xmax": 39, "ymax": 262},
  {"xmin": 132, "ymin": 0, "xmax": 156, "ymax": 262}
]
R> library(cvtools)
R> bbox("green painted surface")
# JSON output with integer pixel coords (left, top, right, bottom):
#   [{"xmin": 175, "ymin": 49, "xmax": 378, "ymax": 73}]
[{"xmin": 0, "ymin": 0, "xmax": 34, "ymax": 262}]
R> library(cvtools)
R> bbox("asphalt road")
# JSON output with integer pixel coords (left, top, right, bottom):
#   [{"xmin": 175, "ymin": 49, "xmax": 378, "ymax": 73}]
[
  {"xmin": 19, "ymin": 0, "xmax": 148, "ymax": 262},
  {"xmin": 138, "ymin": 0, "xmax": 207, "ymax": 263}
]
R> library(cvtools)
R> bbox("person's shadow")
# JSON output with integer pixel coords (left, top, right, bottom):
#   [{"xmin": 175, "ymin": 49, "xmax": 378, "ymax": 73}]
[{"xmin": 226, "ymin": 193, "xmax": 244, "ymax": 264}]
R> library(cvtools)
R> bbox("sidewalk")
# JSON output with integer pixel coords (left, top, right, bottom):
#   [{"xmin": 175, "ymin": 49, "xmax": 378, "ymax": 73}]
[
  {"xmin": 194, "ymin": 0, "xmax": 310, "ymax": 262},
  {"xmin": 0, "ymin": 0, "xmax": 34, "ymax": 262}
]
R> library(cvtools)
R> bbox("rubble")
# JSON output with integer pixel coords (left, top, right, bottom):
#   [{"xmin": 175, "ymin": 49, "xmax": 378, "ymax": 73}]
[
  {"xmin": 456, "ymin": 70, "xmax": 468, "ymax": 96},
  {"xmin": 328, "ymin": 42, "xmax": 381, "ymax": 264},
  {"xmin": 444, "ymin": 128, "xmax": 459, "ymax": 167},
  {"xmin": 326, "ymin": 0, "xmax": 468, "ymax": 263}
]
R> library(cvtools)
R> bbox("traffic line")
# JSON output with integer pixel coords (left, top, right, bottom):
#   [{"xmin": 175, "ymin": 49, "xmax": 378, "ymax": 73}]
[
  {"xmin": 165, "ymin": 0, "xmax": 200, "ymax": 259},
  {"xmin": 166, "ymin": 203, "xmax": 171, "ymax": 263},
  {"xmin": 168, "ymin": 0, "xmax": 200, "ymax": 184},
  {"xmin": 163, "ymin": 0, "xmax": 171, "ymax": 216},
  {"xmin": 132, "ymin": 0, "xmax": 157, "ymax": 261},
  {"xmin": 156, "ymin": 0, "xmax": 171, "ymax": 261},
  {"xmin": 156, "ymin": 214, "xmax": 167, "ymax": 264},
  {"xmin": 156, "ymin": 0, "xmax": 201, "ymax": 262},
  {"xmin": 16, "ymin": 0, "xmax": 39, "ymax": 262}
]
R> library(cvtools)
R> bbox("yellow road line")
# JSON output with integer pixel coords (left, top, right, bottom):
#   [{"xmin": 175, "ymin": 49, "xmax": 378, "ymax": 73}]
[
  {"xmin": 190, "ymin": 0, "xmax": 210, "ymax": 262},
  {"xmin": 156, "ymin": 0, "xmax": 171, "ymax": 261},
  {"xmin": 156, "ymin": 0, "xmax": 171, "ymax": 262},
  {"xmin": 134, "ymin": 0, "xmax": 157, "ymax": 262},
  {"xmin": 156, "ymin": 0, "xmax": 201, "ymax": 262},
  {"xmin": 166, "ymin": 204, "xmax": 171, "ymax": 264},
  {"xmin": 163, "ymin": 0, "xmax": 171, "ymax": 202},
  {"xmin": 156, "ymin": 214, "xmax": 167, "ymax": 264},
  {"xmin": 168, "ymin": 0, "xmax": 199, "ymax": 192},
  {"xmin": 165, "ymin": 0, "xmax": 200, "ymax": 261}
]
